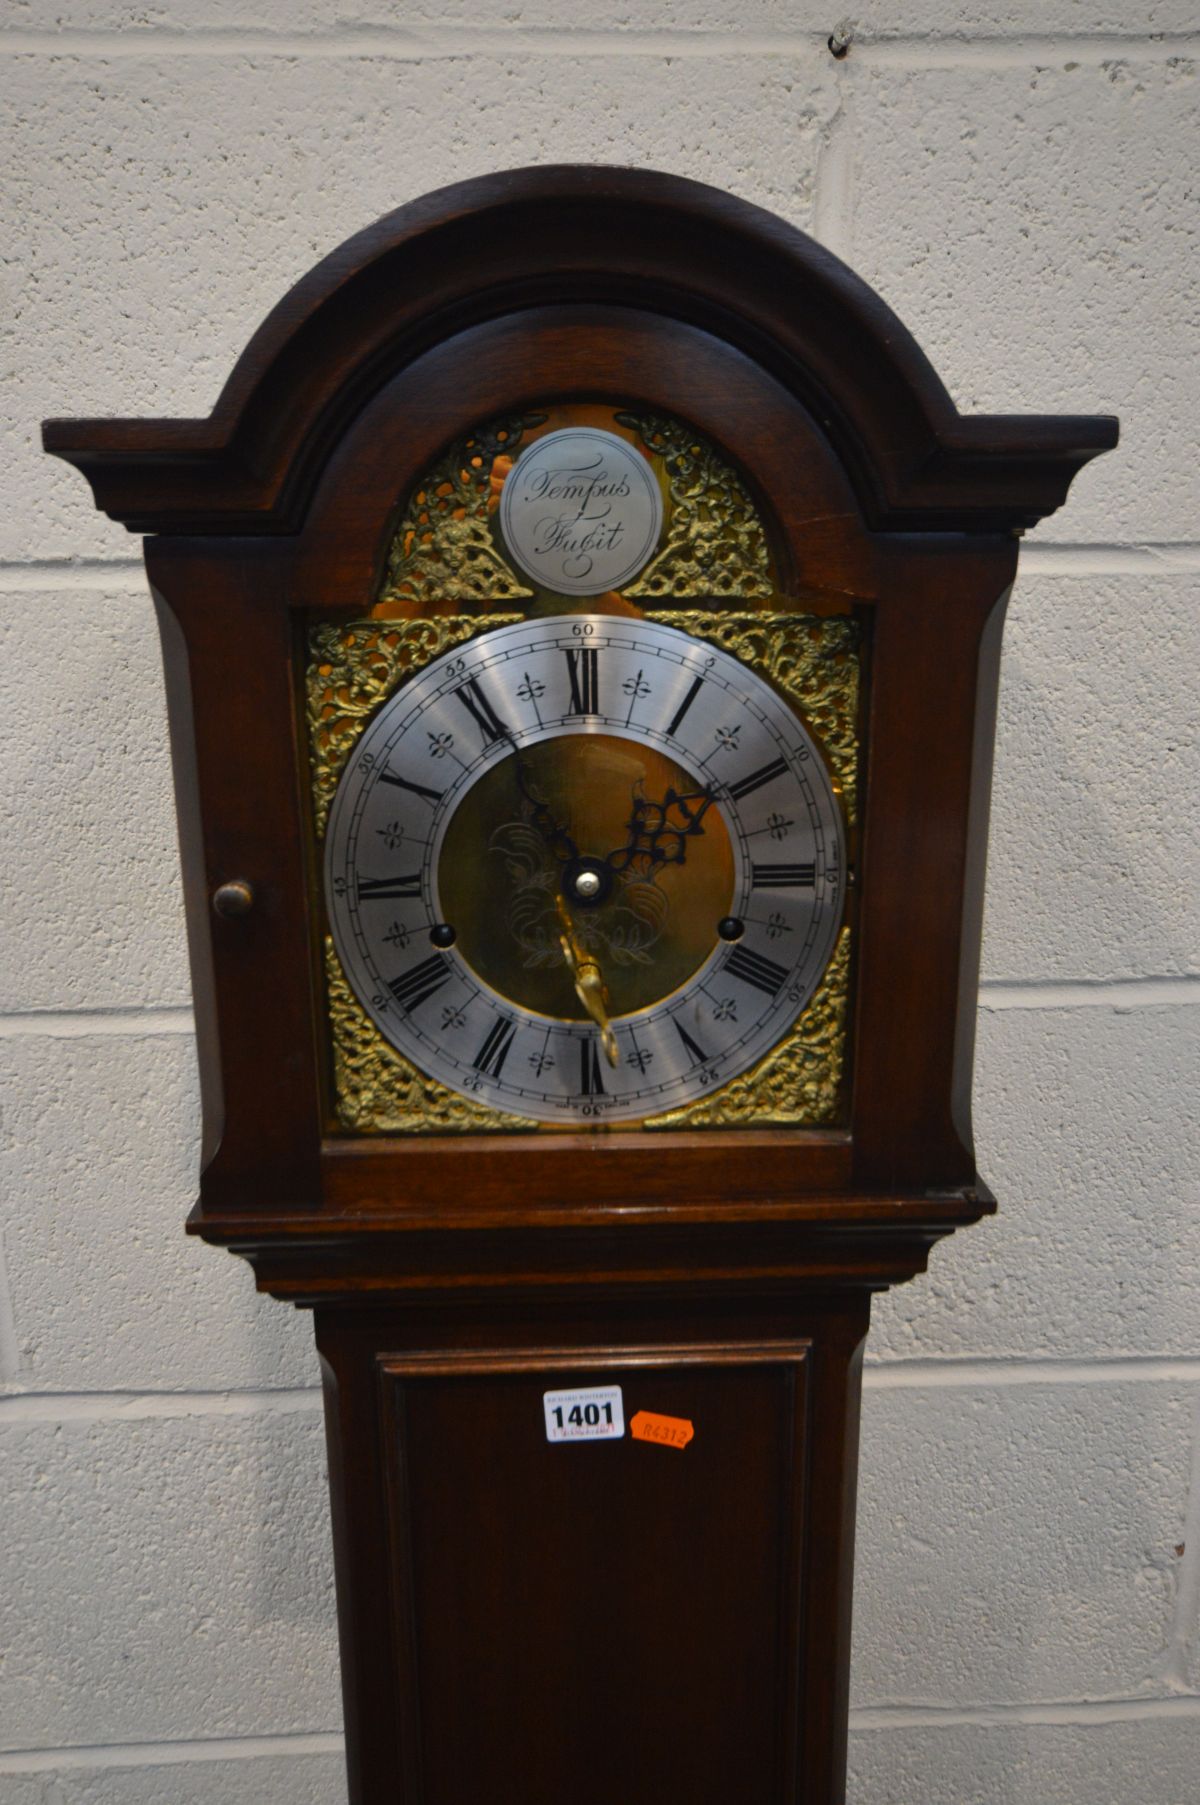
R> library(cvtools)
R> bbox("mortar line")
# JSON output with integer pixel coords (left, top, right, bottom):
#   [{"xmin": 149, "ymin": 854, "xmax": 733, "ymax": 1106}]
[
  {"xmin": 0, "ymin": 559, "xmax": 146, "ymax": 590},
  {"xmin": 850, "ymin": 1695, "xmax": 1200, "ymax": 1730},
  {"xmin": 0, "ymin": 1731, "xmax": 345, "ymax": 1777},
  {"xmin": 3, "ymin": 1697, "xmax": 1199, "ymax": 1771},
  {"xmin": 863, "ymin": 1356, "xmax": 1200, "ymax": 1390},
  {"xmin": 5, "ymin": 546, "xmax": 1200, "ymax": 593},
  {"xmin": 0, "ymin": 27, "xmax": 1196, "ymax": 62},
  {"xmin": 979, "ymin": 976, "xmax": 1199, "ymax": 1011},
  {"xmin": 0, "ymin": 1007, "xmax": 195, "ymax": 1039},
  {"xmin": 1019, "ymin": 543, "xmax": 1200, "ymax": 575},
  {"xmin": 2, "ymin": 977, "xmax": 1194, "ymax": 1044},
  {"xmin": 0, "ymin": 1388, "xmax": 325, "ymax": 1424},
  {"xmin": 857, "ymin": 33, "xmax": 1200, "ymax": 69},
  {"xmin": 4, "ymin": 1356, "xmax": 1199, "ymax": 1427}
]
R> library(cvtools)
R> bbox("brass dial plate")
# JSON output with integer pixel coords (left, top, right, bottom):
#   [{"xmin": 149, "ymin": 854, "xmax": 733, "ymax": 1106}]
[{"xmin": 323, "ymin": 617, "xmax": 845, "ymax": 1126}]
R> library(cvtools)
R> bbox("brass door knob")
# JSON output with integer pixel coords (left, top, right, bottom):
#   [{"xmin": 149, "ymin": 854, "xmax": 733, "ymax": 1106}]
[{"xmin": 212, "ymin": 880, "xmax": 254, "ymax": 918}]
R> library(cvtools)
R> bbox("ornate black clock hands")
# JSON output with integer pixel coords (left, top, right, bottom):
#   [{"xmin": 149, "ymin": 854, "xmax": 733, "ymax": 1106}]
[
  {"xmin": 605, "ymin": 782, "xmax": 716, "ymax": 877},
  {"xmin": 510, "ymin": 739, "xmax": 716, "ymax": 910},
  {"xmin": 510, "ymin": 740, "xmax": 716, "ymax": 929},
  {"xmin": 510, "ymin": 740, "xmax": 579, "ymax": 866}
]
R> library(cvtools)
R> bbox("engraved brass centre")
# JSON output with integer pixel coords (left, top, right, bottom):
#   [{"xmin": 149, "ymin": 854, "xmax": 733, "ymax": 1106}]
[{"xmin": 437, "ymin": 735, "xmax": 735, "ymax": 1022}]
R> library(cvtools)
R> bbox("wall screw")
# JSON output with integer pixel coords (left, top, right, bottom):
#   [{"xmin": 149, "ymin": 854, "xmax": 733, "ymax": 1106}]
[{"xmin": 828, "ymin": 21, "xmax": 854, "ymax": 59}]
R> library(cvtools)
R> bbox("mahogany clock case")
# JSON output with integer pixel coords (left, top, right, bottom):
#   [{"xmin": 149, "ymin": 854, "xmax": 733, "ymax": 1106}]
[
  {"xmin": 45, "ymin": 168, "xmax": 1114, "ymax": 1261},
  {"xmin": 43, "ymin": 168, "xmax": 1116, "ymax": 1805}
]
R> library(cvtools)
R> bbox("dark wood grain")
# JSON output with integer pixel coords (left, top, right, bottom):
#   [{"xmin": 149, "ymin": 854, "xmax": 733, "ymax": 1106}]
[
  {"xmin": 44, "ymin": 169, "xmax": 1115, "ymax": 1805},
  {"xmin": 317, "ymin": 1296, "xmax": 869, "ymax": 1805},
  {"xmin": 146, "ymin": 537, "xmax": 324, "ymax": 1205},
  {"xmin": 137, "ymin": 307, "xmax": 1020, "ymax": 1221}
]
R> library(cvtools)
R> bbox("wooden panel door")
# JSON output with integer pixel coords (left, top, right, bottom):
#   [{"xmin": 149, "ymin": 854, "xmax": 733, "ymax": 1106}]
[{"xmin": 378, "ymin": 1344, "xmax": 812, "ymax": 1805}]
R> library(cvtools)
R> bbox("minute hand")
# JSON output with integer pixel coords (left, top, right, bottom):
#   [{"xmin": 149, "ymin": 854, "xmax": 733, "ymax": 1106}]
[{"xmin": 512, "ymin": 743, "xmax": 579, "ymax": 865}]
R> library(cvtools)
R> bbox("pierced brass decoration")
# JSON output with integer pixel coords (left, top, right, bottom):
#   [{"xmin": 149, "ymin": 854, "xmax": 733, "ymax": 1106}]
[
  {"xmin": 646, "ymin": 610, "xmax": 860, "ymax": 823},
  {"xmin": 325, "ymin": 940, "xmax": 533, "ymax": 1134},
  {"xmin": 307, "ymin": 614, "xmax": 522, "ymax": 836},
  {"xmin": 644, "ymin": 927, "xmax": 851, "ymax": 1130},
  {"xmin": 310, "ymin": 478, "xmax": 858, "ymax": 1136},
  {"xmin": 376, "ymin": 414, "xmax": 541, "ymax": 614},
  {"xmin": 620, "ymin": 414, "xmax": 775, "ymax": 602},
  {"xmin": 372, "ymin": 407, "xmax": 775, "ymax": 617}
]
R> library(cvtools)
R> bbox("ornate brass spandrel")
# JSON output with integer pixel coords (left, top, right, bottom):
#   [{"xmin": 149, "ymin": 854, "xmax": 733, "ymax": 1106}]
[
  {"xmin": 307, "ymin": 614, "xmax": 523, "ymax": 836},
  {"xmin": 618, "ymin": 413, "xmax": 775, "ymax": 603},
  {"xmin": 324, "ymin": 939, "xmax": 534, "ymax": 1134},
  {"xmin": 646, "ymin": 609, "xmax": 860, "ymax": 823},
  {"xmin": 643, "ymin": 927, "xmax": 851, "ymax": 1130}
]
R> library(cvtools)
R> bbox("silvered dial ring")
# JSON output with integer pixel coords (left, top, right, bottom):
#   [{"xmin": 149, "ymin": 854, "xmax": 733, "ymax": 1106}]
[{"xmin": 324, "ymin": 616, "xmax": 845, "ymax": 1126}]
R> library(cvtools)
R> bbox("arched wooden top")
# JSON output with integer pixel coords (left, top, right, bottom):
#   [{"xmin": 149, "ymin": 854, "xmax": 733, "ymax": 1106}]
[{"xmin": 43, "ymin": 164, "xmax": 1116, "ymax": 536}]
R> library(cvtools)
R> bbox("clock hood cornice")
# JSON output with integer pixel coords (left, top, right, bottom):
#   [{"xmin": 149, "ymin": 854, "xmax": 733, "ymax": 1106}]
[{"xmin": 43, "ymin": 164, "xmax": 1116, "ymax": 537}]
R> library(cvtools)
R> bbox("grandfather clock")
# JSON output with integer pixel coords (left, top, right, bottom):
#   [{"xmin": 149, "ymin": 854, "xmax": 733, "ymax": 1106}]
[{"xmin": 44, "ymin": 168, "xmax": 1115, "ymax": 1804}]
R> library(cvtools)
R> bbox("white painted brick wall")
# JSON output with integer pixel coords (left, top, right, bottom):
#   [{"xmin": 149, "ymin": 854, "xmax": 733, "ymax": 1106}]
[{"xmin": 2, "ymin": 9, "xmax": 1196, "ymax": 1800}]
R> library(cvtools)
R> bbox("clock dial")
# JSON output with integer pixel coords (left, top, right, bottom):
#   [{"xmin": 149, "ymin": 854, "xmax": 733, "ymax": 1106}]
[{"xmin": 324, "ymin": 617, "xmax": 845, "ymax": 1125}]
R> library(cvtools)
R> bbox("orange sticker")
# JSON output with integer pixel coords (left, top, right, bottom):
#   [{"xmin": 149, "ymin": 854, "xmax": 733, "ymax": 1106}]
[{"xmin": 630, "ymin": 1409, "xmax": 694, "ymax": 1451}]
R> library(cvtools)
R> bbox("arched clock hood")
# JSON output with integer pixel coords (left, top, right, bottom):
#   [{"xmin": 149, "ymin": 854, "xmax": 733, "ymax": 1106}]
[{"xmin": 44, "ymin": 163, "xmax": 1116, "ymax": 538}]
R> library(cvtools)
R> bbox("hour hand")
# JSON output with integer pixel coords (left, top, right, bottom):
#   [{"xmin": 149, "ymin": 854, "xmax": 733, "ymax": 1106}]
[
  {"xmin": 512, "ymin": 745, "xmax": 578, "ymax": 866},
  {"xmin": 555, "ymin": 897, "xmax": 619, "ymax": 1068}
]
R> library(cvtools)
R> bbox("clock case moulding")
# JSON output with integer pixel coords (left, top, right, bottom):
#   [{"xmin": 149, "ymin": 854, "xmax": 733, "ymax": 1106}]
[
  {"xmin": 44, "ymin": 166, "xmax": 1116, "ymax": 1281},
  {"xmin": 44, "ymin": 167, "xmax": 1116, "ymax": 1805}
]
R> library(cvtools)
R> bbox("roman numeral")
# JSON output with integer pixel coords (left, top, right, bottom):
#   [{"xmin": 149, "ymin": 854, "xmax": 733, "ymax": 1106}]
[
  {"xmin": 751, "ymin": 862, "xmax": 816, "ymax": 889},
  {"xmin": 453, "ymin": 676, "xmax": 509, "ymax": 747},
  {"xmin": 377, "ymin": 770, "xmax": 443, "ymax": 806},
  {"xmin": 724, "ymin": 945, "xmax": 789, "ymax": 995},
  {"xmin": 473, "ymin": 1016, "xmax": 517, "ymax": 1080},
  {"xmin": 666, "ymin": 674, "xmax": 704, "ymax": 739},
  {"xmin": 564, "ymin": 647, "xmax": 600, "ymax": 715},
  {"xmin": 727, "ymin": 756, "xmax": 789, "ymax": 802},
  {"xmin": 387, "ymin": 954, "xmax": 451, "ymax": 1013},
  {"xmin": 673, "ymin": 1021, "xmax": 711, "ymax": 1066},
  {"xmin": 579, "ymin": 1037, "xmax": 606, "ymax": 1097},
  {"xmin": 357, "ymin": 873, "xmax": 422, "ymax": 901}
]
